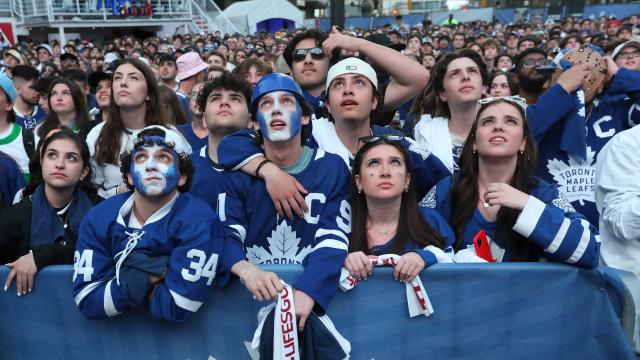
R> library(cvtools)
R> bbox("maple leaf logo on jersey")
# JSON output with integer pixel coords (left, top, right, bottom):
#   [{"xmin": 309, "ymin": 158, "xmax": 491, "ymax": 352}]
[
  {"xmin": 408, "ymin": 140, "xmax": 431, "ymax": 160},
  {"xmin": 577, "ymin": 89, "xmax": 586, "ymax": 118},
  {"xmin": 546, "ymin": 146, "xmax": 596, "ymax": 206},
  {"xmin": 245, "ymin": 219, "xmax": 312, "ymax": 265}
]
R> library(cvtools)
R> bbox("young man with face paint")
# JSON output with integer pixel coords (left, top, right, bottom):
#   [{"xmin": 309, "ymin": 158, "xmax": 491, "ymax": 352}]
[
  {"xmin": 218, "ymin": 58, "xmax": 450, "ymax": 219},
  {"xmin": 222, "ymin": 73, "xmax": 352, "ymax": 332},
  {"xmin": 73, "ymin": 125, "xmax": 225, "ymax": 323}
]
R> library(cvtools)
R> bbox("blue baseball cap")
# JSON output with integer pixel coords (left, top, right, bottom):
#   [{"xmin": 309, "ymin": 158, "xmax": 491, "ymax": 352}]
[{"xmin": 0, "ymin": 74, "xmax": 16, "ymax": 103}]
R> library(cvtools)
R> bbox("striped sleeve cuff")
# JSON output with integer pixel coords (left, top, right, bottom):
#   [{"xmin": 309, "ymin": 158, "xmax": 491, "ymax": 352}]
[{"xmin": 513, "ymin": 195, "xmax": 547, "ymax": 237}]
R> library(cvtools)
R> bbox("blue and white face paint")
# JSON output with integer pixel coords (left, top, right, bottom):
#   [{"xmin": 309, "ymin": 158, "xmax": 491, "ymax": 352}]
[
  {"xmin": 256, "ymin": 90, "xmax": 302, "ymax": 142},
  {"xmin": 130, "ymin": 144, "xmax": 180, "ymax": 196}
]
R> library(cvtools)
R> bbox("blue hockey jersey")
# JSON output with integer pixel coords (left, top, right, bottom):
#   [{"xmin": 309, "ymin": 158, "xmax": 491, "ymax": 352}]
[
  {"xmin": 189, "ymin": 145, "xmax": 226, "ymax": 214},
  {"xmin": 422, "ymin": 176, "xmax": 600, "ymax": 268},
  {"xmin": 222, "ymin": 147, "xmax": 352, "ymax": 313},
  {"xmin": 368, "ymin": 207, "xmax": 456, "ymax": 267},
  {"xmin": 527, "ymin": 68, "xmax": 640, "ymax": 227},
  {"xmin": 73, "ymin": 192, "xmax": 225, "ymax": 323},
  {"xmin": 217, "ymin": 117, "xmax": 450, "ymax": 200}
]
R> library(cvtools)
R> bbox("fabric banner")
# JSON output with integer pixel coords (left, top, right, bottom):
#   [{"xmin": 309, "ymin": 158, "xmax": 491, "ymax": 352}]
[{"xmin": 0, "ymin": 264, "xmax": 635, "ymax": 359}]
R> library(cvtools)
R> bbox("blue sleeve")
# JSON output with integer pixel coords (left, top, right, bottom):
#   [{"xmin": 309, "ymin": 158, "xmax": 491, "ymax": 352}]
[
  {"xmin": 512, "ymin": 186, "xmax": 600, "ymax": 269},
  {"xmin": 419, "ymin": 207, "xmax": 455, "ymax": 248},
  {"xmin": 218, "ymin": 130, "xmax": 264, "ymax": 171},
  {"xmin": 603, "ymin": 68, "xmax": 640, "ymax": 126},
  {"xmin": 149, "ymin": 213, "xmax": 224, "ymax": 323},
  {"xmin": 294, "ymin": 161, "xmax": 351, "ymax": 314},
  {"xmin": 0, "ymin": 157, "xmax": 24, "ymax": 207},
  {"xmin": 526, "ymin": 84, "xmax": 576, "ymax": 143},
  {"xmin": 408, "ymin": 207, "xmax": 456, "ymax": 268},
  {"xmin": 402, "ymin": 138, "xmax": 451, "ymax": 200},
  {"xmin": 73, "ymin": 210, "xmax": 135, "ymax": 320},
  {"xmin": 220, "ymin": 172, "xmax": 251, "ymax": 270}
]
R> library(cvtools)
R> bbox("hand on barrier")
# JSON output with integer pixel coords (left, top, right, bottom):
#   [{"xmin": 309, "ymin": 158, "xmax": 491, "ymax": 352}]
[
  {"xmin": 233, "ymin": 260, "xmax": 283, "ymax": 301},
  {"xmin": 394, "ymin": 252, "xmax": 426, "ymax": 282},
  {"xmin": 262, "ymin": 163, "xmax": 308, "ymax": 220},
  {"xmin": 343, "ymin": 251, "xmax": 372, "ymax": 281},
  {"xmin": 4, "ymin": 251, "xmax": 38, "ymax": 296}
]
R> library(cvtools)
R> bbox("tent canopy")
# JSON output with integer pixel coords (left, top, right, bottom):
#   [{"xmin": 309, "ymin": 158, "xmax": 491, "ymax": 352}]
[{"xmin": 217, "ymin": 0, "xmax": 304, "ymax": 34}]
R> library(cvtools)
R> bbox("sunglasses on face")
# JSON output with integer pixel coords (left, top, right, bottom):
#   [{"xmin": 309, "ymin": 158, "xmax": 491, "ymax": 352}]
[
  {"xmin": 292, "ymin": 47, "xmax": 325, "ymax": 62},
  {"xmin": 522, "ymin": 58, "xmax": 553, "ymax": 68}
]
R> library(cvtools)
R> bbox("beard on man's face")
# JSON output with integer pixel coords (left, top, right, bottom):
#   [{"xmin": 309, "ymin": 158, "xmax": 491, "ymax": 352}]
[{"xmin": 518, "ymin": 71, "xmax": 549, "ymax": 93}]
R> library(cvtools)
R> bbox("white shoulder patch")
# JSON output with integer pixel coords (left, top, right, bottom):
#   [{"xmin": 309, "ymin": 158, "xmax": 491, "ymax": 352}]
[
  {"xmin": 408, "ymin": 139, "xmax": 431, "ymax": 160},
  {"xmin": 551, "ymin": 191, "xmax": 576, "ymax": 213},
  {"xmin": 419, "ymin": 187, "xmax": 437, "ymax": 208},
  {"xmin": 314, "ymin": 149, "xmax": 325, "ymax": 161}
]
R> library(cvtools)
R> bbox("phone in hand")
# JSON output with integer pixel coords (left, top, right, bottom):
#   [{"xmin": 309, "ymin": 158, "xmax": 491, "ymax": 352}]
[{"xmin": 473, "ymin": 230, "xmax": 495, "ymax": 262}]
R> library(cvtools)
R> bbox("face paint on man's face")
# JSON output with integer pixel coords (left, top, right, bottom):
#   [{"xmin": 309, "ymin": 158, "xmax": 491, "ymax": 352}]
[
  {"xmin": 256, "ymin": 90, "xmax": 302, "ymax": 142},
  {"xmin": 130, "ymin": 144, "xmax": 180, "ymax": 196}
]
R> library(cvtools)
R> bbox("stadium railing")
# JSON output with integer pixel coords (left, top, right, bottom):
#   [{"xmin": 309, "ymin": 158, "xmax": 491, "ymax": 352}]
[{"xmin": 0, "ymin": 263, "xmax": 637, "ymax": 359}]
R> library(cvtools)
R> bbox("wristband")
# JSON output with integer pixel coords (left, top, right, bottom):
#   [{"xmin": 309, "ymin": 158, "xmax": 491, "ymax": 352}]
[{"xmin": 255, "ymin": 159, "xmax": 272, "ymax": 178}]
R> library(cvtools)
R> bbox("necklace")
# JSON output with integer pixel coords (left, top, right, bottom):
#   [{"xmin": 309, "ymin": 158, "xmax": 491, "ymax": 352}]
[
  {"xmin": 367, "ymin": 215, "xmax": 398, "ymax": 235},
  {"xmin": 57, "ymin": 200, "xmax": 73, "ymax": 229}
]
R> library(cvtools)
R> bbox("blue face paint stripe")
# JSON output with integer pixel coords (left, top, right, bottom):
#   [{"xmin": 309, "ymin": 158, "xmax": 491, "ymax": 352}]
[{"xmin": 256, "ymin": 92, "xmax": 303, "ymax": 141}]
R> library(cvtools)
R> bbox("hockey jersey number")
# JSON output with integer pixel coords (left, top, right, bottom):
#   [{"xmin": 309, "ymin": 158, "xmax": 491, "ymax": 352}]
[
  {"xmin": 73, "ymin": 250, "xmax": 94, "ymax": 282},
  {"xmin": 181, "ymin": 249, "xmax": 218, "ymax": 285}
]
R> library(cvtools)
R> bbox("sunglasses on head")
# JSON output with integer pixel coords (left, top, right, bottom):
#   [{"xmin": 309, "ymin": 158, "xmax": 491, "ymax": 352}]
[
  {"xmin": 357, "ymin": 134, "xmax": 404, "ymax": 151},
  {"xmin": 477, "ymin": 95, "xmax": 528, "ymax": 114},
  {"xmin": 292, "ymin": 47, "xmax": 325, "ymax": 62}
]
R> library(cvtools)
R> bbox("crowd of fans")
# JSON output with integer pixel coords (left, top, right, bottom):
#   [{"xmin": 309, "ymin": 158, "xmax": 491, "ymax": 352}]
[{"xmin": 0, "ymin": 12, "xmax": 638, "ymax": 349}]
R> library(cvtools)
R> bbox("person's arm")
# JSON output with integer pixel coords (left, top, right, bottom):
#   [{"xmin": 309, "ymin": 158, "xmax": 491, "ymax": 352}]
[
  {"xmin": 218, "ymin": 130, "xmax": 308, "ymax": 219},
  {"xmin": 322, "ymin": 26, "xmax": 430, "ymax": 111},
  {"xmin": 408, "ymin": 207, "xmax": 456, "ymax": 266},
  {"xmin": 73, "ymin": 211, "xmax": 139, "ymax": 319},
  {"xmin": 595, "ymin": 130, "xmax": 640, "ymax": 243},
  {"xmin": 147, "ymin": 210, "xmax": 225, "ymax": 323},
  {"xmin": 220, "ymin": 171, "xmax": 283, "ymax": 301},
  {"xmin": 600, "ymin": 59, "xmax": 640, "ymax": 126},
  {"xmin": 486, "ymin": 183, "xmax": 600, "ymax": 268},
  {"xmin": 526, "ymin": 64, "xmax": 589, "ymax": 143},
  {"xmin": 293, "ymin": 161, "xmax": 351, "ymax": 315}
]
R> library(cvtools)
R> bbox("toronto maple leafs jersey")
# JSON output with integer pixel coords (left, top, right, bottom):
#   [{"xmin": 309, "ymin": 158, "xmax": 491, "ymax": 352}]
[
  {"xmin": 222, "ymin": 148, "xmax": 352, "ymax": 313},
  {"xmin": 73, "ymin": 192, "xmax": 225, "ymax": 323},
  {"xmin": 368, "ymin": 207, "xmax": 456, "ymax": 267},
  {"xmin": 189, "ymin": 145, "xmax": 226, "ymax": 214},
  {"xmin": 422, "ymin": 176, "xmax": 600, "ymax": 268},
  {"xmin": 217, "ymin": 118, "xmax": 450, "ymax": 200},
  {"xmin": 527, "ymin": 69, "xmax": 640, "ymax": 227}
]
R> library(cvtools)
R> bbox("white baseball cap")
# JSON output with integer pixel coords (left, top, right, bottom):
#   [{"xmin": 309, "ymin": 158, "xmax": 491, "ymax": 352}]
[
  {"xmin": 326, "ymin": 57, "xmax": 378, "ymax": 90},
  {"xmin": 129, "ymin": 125, "xmax": 192, "ymax": 157},
  {"xmin": 611, "ymin": 40, "xmax": 640, "ymax": 60}
]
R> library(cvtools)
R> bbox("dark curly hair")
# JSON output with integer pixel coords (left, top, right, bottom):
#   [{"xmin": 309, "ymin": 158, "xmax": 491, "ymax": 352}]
[{"xmin": 119, "ymin": 127, "xmax": 195, "ymax": 193}]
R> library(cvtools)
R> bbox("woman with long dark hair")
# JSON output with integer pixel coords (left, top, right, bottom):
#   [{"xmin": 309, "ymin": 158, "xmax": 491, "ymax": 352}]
[
  {"xmin": 489, "ymin": 70, "xmax": 518, "ymax": 97},
  {"xmin": 345, "ymin": 136, "xmax": 454, "ymax": 282},
  {"xmin": 1, "ymin": 127, "xmax": 98, "ymax": 296},
  {"xmin": 422, "ymin": 97, "xmax": 599, "ymax": 267},
  {"xmin": 410, "ymin": 49, "xmax": 488, "ymax": 173},
  {"xmin": 86, "ymin": 58, "xmax": 169, "ymax": 198},
  {"xmin": 35, "ymin": 78, "xmax": 91, "ymax": 145}
]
